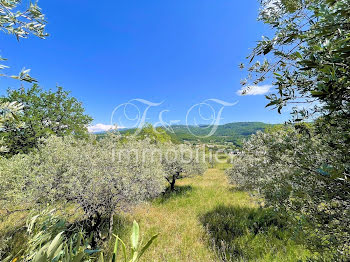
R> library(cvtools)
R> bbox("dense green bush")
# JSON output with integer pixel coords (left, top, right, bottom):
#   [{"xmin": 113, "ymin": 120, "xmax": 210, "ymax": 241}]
[
  {"xmin": 0, "ymin": 85, "xmax": 92, "ymax": 157},
  {"xmin": 0, "ymin": 133, "xmax": 208, "ymax": 246}
]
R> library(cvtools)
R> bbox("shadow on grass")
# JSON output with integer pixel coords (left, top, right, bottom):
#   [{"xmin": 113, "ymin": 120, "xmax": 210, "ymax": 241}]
[
  {"xmin": 157, "ymin": 185, "xmax": 193, "ymax": 203},
  {"xmin": 0, "ymin": 222, "xmax": 28, "ymax": 260},
  {"xmin": 200, "ymin": 205, "xmax": 291, "ymax": 261}
]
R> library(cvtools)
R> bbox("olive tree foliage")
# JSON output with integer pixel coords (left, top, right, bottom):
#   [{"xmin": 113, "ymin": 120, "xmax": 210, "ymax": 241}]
[
  {"xmin": 136, "ymin": 123, "xmax": 172, "ymax": 144},
  {"xmin": 226, "ymin": 125, "xmax": 350, "ymax": 259},
  {"xmin": 134, "ymin": 124, "xmax": 206, "ymax": 190},
  {"xmin": 0, "ymin": 0, "xmax": 47, "ymax": 81},
  {"xmin": 0, "ymin": 135, "xmax": 166, "ymax": 242},
  {"xmin": 235, "ymin": 0, "xmax": 350, "ymax": 259},
  {"xmin": 161, "ymin": 143, "xmax": 207, "ymax": 190},
  {"xmin": 241, "ymin": 0, "xmax": 350, "ymax": 120}
]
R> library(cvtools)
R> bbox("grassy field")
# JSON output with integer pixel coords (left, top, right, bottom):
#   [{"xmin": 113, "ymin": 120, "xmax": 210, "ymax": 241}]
[
  {"xmin": 106, "ymin": 168, "xmax": 314, "ymax": 262},
  {"xmin": 1, "ymin": 167, "xmax": 315, "ymax": 261}
]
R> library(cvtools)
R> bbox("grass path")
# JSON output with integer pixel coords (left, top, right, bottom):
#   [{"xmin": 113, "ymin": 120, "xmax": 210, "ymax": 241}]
[{"xmin": 123, "ymin": 168, "xmax": 254, "ymax": 262}]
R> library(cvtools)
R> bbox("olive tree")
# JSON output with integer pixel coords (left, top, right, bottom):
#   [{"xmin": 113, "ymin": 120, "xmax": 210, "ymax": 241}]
[
  {"xmin": 161, "ymin": 143, "xmax": 207, "ymax": 190},
  {"xmin": 236, "ymin": 1, "xmax": 350, "ymax": 259},
  {"xmin": 242, "ymin": 0, "xmax": 350, "ymax": 120},
  {"xmin": 0, "ymin": 135, "xmax": 166, "ymax": 245},
  {"xmin": 226, "ymin": 125, "xmax": 350, "ymax": 259}
]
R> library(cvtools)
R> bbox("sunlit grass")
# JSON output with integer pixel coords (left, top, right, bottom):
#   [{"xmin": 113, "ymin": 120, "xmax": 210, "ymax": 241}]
[{"xmin": 107, "ymin": 168, "xmax": 314, "ymax": 261}]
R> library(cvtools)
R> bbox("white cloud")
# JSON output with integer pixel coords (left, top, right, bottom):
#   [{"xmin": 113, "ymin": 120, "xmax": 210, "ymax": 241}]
[
  {"xmin": 88, "ymin": 123, "xmax": 121, "ymax": 133},
  {"xmin": 237, "ymin": 85, "xmax": 272, "ymax": 96}
]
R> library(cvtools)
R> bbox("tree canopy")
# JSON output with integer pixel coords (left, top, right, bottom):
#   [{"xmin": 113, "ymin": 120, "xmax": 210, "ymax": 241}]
[
  {"xmin": 0, "ymin": 85, "xmax": 92, "ymax": 156},
  {"xmin": 242, "ymin": 0, "xmax": 350, "ymax": 120},
  {"xmin": 231, "ymin": 0, "xmax": 350, "ymax": 259}
]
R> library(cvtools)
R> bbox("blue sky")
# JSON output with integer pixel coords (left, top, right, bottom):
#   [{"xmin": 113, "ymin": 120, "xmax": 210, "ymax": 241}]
[{"xmin": 0, "ymin": 0, "xmax": 290, "ymax": 131}]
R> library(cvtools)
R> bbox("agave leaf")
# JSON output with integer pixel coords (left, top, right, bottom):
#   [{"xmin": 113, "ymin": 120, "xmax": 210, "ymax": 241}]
[
  {"xmin": 69, "ymin": 239, "xmax": 73, "ymax": 257},
  {"xmin": 130, "ymin": 221, "xmax": 139, "ymax": 250},
  {"xmin": 76, "ymin": 232, "xmax": 82, "ymax": 249},
  {"xmin": 1, "ymin": 255, "xmax": 13, "ymax": 262},
  {"xmin": 98, "ymin": 253, "xmax": 104, "ymax": 262},
  {"xmin": 27, "ymin": 214, "xmax": 40, "ymax": 234},
  {"xmin": 33, "ymin": 247, "xmax": 47, "ymax": 262},
  {"xmin": 131, "ymin": 251, "xmax": 138, "ymax": 262},
  {"xmin": 72, "ymin": 252, "xmax": 85, "ymax": 262},
  {"xmin": 112, "ymin": 235, "xmax": 119, "ymax": 262},
  {"xmin": 64, "ymin": 244, "xmax": 69, "ymax": 262},
  {"xmin": 113, "ymin": 234, "xmax": 127, "ymax": 262},
  {"xmin": 52, "ymin": 243, "xmax": 64, "ymax": 261},
  {"xmin": 47, "ymin": 232, "xmax": 64, "ymax": 260}
]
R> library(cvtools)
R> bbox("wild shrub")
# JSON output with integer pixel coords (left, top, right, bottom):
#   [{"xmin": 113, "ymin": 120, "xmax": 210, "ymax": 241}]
[{"xmin": 226, "ymin": 125, "xmax": 350, "ymax": 259}]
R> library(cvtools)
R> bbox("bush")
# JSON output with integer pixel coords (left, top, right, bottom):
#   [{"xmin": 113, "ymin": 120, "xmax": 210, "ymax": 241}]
[
  {"xmin": 226, "ymin": 124, "xmax": 350, "ymax": 259},
  {"xmin": 0, "ymin": 135, "xmax": 166, "ymax": 244}
]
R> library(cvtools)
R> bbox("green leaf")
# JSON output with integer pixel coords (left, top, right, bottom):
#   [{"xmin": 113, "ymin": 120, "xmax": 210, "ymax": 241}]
[
  {"xmin": 137, "ymin": 234, "xmax": 158, "ymax": 260},
  {"xmin": 47, "ymin": 232, "xmax": 64, "ymax": 260},
  {"xmin": 75, "ymin": 232, "xmax": 82, "ymax": 249},
  {"xmin": 113, "ymin": 234, "xmax": 127, "ymax": 262},
  {"xmin": 72, "ymin": 252, "xmax": 85, "ymax": 262},
  {"xmin": 130, "ymin": 221, "xmax": 139, "ymax": 250},
  {"xmin": 112, "ymin": 235, "xmax": 119, "ymax": 262},
  {"xmin": 98, "ymin": 253, "xmax": 104, "ymax": 262},
  {"xmin": 294, "ymin": 51, "xmax": 303, "ymax": 59},
  {"xmin": 131, "ymin": 251, "xmax": 138, "ymax": 262},
  {"xmin": 310, "ymin": 91, "xmax": 324, "ymax": 97}
]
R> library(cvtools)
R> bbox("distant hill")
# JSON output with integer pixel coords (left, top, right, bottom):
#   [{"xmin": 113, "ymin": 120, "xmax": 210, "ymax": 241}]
[
  {"xmin": 96, "ymin": 122, "xmax": 272, "ymax": 146},
  {"xmin": 167, "ymin": 122, "xmax": 271, "ymax": 146}
]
